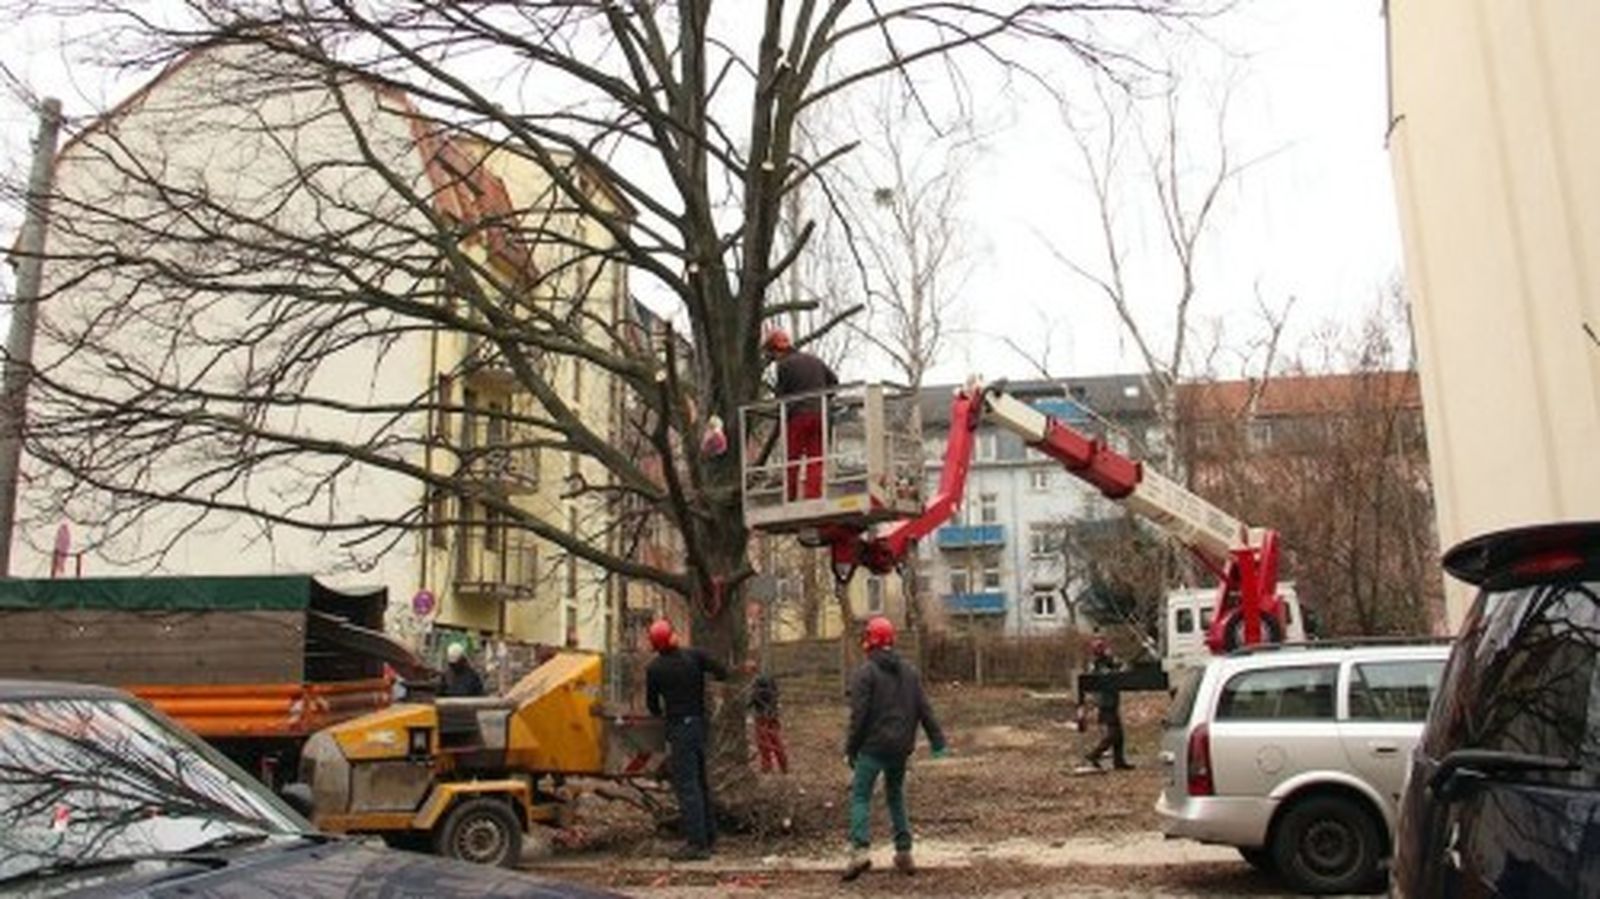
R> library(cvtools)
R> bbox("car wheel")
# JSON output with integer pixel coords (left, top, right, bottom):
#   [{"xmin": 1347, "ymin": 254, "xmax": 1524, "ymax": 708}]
[
  {"xmin": 1271, "ymin": 795, "xmax": 1381, "ymax": 894},
  {"xmin": 1238, "ymin": 846, "xmax": 1276, "ymax": 872},
  {"xmin": 434, "ymin": 797, "xmax": 523, "ymax": 868}
]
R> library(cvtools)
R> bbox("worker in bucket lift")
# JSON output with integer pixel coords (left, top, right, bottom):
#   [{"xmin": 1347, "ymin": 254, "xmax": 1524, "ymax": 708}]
[
  {"xmin": 1081, "ymin": 636, "xmax": 1134, "ymax": 771},
  {"xmin": 842, "ymin": 616, "xmax": 947, "ymax": 882},
  {"xmin": 645, "ymin": 619, "xmax": 730, "ymax": 861},
  {"xmin": 763, "ymin": 328, "xmax": 839, "ymax": 501}
]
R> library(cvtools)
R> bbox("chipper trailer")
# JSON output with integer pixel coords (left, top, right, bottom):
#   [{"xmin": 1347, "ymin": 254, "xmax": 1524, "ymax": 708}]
[{"xmin": 294, "ymin": 650, "xmax": 665, "ymax": 867}]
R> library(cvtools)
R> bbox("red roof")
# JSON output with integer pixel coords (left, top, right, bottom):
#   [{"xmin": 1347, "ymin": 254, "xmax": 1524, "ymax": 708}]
[{"xmin": 1179, "ymin": 372, "xmax": 1421, "ymax": 420}]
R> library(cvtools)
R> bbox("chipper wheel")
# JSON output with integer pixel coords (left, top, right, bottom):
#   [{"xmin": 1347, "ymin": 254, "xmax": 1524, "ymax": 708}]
[{"xmin": 434, "ymin": 797, "xmax": 523, "ymax": 868}]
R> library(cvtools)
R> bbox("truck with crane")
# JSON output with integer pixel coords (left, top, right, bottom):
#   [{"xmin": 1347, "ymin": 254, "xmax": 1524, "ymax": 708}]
[{"xmin": 739, "ymin": 379, "xmax": 1297, "ymax": 674}]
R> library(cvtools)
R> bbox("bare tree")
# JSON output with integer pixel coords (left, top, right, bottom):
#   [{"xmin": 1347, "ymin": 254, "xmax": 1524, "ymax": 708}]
[
  {"xmin": 1182, "ymin": 290, "xmax": 1441, "ymax": 637},
  {"xmin": 1049, "ymin": 75, "xmax": 1286, "ymax": 477},
  {"xmin": 2, "ymin": 2, "xmax": 1207, "ymax": 777}
]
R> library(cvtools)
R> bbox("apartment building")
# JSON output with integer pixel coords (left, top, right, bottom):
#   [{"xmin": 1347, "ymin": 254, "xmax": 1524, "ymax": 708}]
[{"xmin": 12, "ymin": 44, "xmax": 627, "ymax": 661}]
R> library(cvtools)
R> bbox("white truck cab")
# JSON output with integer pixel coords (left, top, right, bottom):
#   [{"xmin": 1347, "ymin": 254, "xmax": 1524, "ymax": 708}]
[{"xmin": 1162, "ymin": 585, "xmax": 1306, "ymax": 673}]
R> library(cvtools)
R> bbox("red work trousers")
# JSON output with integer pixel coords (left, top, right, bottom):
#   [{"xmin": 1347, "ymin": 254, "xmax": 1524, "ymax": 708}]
[
  {"xmin": 755, "ymin": 715, "xmax": 789, "ymax": 774},
  {"xmin": 785, "ymin": 410, "xmax": 824, "ymax": 500}
]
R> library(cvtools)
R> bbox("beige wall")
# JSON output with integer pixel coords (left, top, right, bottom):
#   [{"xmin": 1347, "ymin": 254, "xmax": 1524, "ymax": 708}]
[{"xmin": 1388, "ymin": 1, "xmax": 1600, "ymax": 627}]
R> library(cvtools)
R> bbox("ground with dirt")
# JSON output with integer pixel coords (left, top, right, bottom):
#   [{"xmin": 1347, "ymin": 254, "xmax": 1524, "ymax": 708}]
[{"xmin": 536, "ymin": 684, "xmax": 1313, "ymax": 896}]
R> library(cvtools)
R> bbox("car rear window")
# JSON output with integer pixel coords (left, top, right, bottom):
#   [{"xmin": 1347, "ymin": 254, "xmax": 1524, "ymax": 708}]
[
  {"xmin": 1217, "ymin": 665, "xmax": 1338, "ymax": 720},
  {"xmin": 1349, "ymin": 659, "xmax": 1444, "ymax": 722},
  {"xmin": 1425, "ymin": 576, "xmax": 1600, "ymax": 779}
]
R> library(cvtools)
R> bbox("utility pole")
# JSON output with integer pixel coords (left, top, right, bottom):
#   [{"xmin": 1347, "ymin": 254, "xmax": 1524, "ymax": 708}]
[{"xmin": 0, "ymin": 98, "xmax": 64, "ymax": 576}]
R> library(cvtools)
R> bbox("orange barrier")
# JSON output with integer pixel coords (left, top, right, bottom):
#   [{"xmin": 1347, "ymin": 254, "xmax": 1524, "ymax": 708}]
[{"xmin": 130, "ymin": 678, "xmax": 392, "ymax": 739}]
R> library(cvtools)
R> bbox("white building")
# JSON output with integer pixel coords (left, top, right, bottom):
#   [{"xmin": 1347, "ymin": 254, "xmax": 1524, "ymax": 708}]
[
  {"xmin": 11, "ymin": 45, "xmax": 627, "ymax": 660},
  {"xmin": 916, "ymin": 377, "xmax": 1158, "ymax": 634},
  {"xmin": 1387, "ymin": 2, "xmax": 1600, "ymax": 627}
]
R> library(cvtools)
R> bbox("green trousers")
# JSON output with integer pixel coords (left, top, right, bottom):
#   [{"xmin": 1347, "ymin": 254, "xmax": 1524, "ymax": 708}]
[{"xmin": 849, "ymin": 751, "xmax": 911, "ymax": 851}]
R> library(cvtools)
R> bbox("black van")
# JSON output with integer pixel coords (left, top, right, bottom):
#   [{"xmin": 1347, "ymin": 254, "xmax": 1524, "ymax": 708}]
[{"xmin": 1391, "ymin": 521, "xmax": 1600, "ymax": 898}]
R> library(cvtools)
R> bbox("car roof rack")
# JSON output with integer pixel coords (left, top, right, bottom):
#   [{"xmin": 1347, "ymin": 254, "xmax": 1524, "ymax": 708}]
[{"xmin": 1227, "ymin": 635, "xmax": 1454, "ymax": 657}]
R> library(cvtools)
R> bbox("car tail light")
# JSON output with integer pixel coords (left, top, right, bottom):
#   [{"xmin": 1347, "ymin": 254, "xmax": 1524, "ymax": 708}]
[
  {"xmin": 1187, "ymin": 723, "xmax": 1214, "ymax": 796},
  {"xmin": 1511, "ymin": 549, "xmax": 1585, "ymax": 578}
]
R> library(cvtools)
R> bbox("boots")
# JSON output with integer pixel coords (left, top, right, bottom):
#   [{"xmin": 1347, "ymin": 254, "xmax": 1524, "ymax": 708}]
[
  {"xmin": 894, "ymin": 850, "xmax": 916, "ymax": 876},
  {"xmin": 841, "ymin": 847, "xmax": 872, "ymax": 882}
]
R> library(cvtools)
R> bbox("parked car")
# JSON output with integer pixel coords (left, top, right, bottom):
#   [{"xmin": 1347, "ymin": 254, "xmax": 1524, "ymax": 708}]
[
  {"xmin": 1391, "ymin": 521, "xmax": 1600, "ymax": 898},
  {"xmin": 1155, "ymin": 640, "xmax": 1450, "ymax": 894},
  {"xmin": 0, "ymin": 679, "xmax": 619, "ymax": 898}
]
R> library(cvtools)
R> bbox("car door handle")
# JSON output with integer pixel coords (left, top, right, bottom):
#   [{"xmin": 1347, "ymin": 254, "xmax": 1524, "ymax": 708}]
[{"xmin": 1368, "ymin": 741, "xmax": 1399, "ymax": 755}]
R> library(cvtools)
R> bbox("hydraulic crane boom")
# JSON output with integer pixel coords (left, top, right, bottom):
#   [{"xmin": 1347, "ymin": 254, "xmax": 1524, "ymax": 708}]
[{"xmin": 826, "ymin": 380, "xmax": 1285, "ymax": 653}]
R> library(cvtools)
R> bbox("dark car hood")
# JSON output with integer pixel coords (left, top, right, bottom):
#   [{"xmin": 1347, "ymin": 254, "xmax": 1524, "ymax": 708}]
[{"xmin": 56, "ymin": 838, "xmax": 620, "ymax": 899}]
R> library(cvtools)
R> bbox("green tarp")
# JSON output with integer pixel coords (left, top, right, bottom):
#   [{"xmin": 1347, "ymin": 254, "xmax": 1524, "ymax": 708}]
[{"xmin": 0, "ymin": 575, "xmax": 385, "ymax": 616}]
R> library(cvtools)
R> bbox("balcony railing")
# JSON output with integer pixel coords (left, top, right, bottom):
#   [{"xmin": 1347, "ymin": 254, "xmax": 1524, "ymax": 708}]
[
  {"xmin": 454, "ymin": 528, "xmax": 539, "ymax": 601},
  {"xmin": 935, "ymin": 524, "xmax": 1006, "ymax": 549},
  {"xmin": 944, "ymin": 592, "xmax": 1006, "ymax": 615}
]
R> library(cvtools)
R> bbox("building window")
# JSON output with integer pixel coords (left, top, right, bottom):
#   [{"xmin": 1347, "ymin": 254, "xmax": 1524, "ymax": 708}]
[
  {"xmin": 981, "ymin": 563, "xmax": 1002, "ymax": 591},
  {"xmin": 949, "ymin": 570, "xmax": 970, "ymax": 595},
  {"xmin": 1029, "ymin": 469, "xmax": 1050, "ymax": 492},
  {"xmin": 976, "ymin": 431, "xmax": 997, "ymax": 461},
  {"xmin": 461, "ymin": 387, "xmax": 479, "ymax": 449},
  {"xmin": 867, "ymin": 577, "xmax": 884, "ymax": 613},
  {"xmin": 978, "ymin": 493, "xmax": 998, "ymax": 524},
  {"xmin": 430, "ymin": 487, "xmax": 450, "ymax": 549},
  {"xmin": 484, "ymin": 504, "xmax": 501, "ymax": 552},
  {"xmin": 1032, "ymin": 591, "xmax": 1058, "ymax": 618},
  {"xmin": 1028, "ymin": 525, "xmax": 1056, "ymax": 560}
]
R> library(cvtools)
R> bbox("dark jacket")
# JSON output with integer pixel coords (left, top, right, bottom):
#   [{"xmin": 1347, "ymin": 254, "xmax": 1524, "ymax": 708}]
[
  {"xmin": 750, "ymin": 674, "xmax": 780, "ymax": 718},
  {"xmin": 646, "ymin": 647, "xmax": 729, "ymax": 719},
  {"xmin": 846, "ymin": 649, "xmax": 945, "ymax": 760},
  {"xmin": 440, "ymin": 661, "xmax": 485, "ymax": 698},
  {"xmin": 775, "ymin": 350, "xmax": 839, "ymax": 415},
  {"xmin": 1090, "ymin": 653, "xmax": 1121, "ymax": 719}
]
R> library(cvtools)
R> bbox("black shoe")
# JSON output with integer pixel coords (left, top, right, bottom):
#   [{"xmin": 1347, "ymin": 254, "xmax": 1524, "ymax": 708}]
[
  {"xmin": 841, "ymin": 849, "xmax": 872, "ymax": 882},
  {"xmin": 670, "ymin": 845, "xmax": 712, "ymax": 862},
  {"xmin": 1114, "ymin": 762, "xmax": 1136, "ymax": 770}
]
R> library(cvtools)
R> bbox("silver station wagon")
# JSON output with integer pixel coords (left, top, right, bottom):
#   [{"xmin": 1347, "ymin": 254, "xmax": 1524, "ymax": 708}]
[{"xmin": 1155, "ymin": 641, "xmax": 1450, "ymax": 894}]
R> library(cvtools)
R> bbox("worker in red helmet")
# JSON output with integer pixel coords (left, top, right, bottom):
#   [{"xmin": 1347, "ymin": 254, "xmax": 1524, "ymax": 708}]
[
  {"xmin": 645, "ymin": 619, "xmax": 730, "ymax": 861},
  {"xmin": 1080, "ymin": 634, "xmax": 1132, "ymax": 772},
  {"xmin": 842, "ymin": 616, "xmax": 947, "ymax": 881},
  {"xmin": 763, "ymin": 328, "xmax": 838, "ymax": 501}
]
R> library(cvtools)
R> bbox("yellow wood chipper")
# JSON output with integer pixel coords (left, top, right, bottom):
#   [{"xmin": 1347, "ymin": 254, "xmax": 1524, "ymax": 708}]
[{"xmin": 291, "ymin": 651, "xmax": 665, "ymax": 867}]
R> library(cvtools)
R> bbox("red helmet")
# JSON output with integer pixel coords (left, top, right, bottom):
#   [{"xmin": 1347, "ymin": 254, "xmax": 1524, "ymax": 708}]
[
  {"xmin": 863, "ymin": 616, "xmax": 896, "ymax": 651},
  {"xmin": 648, "ymin": 619, "xmax": 676, "ymax": 652},
  {"xmin": 1090, "ymin": 636, "xmax": 1109, "ymax": 657},
  {"xmin": 762, "ymin": 328, "xmax": 792, "ymax": 355}
]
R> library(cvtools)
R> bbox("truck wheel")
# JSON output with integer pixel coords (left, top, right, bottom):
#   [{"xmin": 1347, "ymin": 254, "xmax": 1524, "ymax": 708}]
[
  {"xmin": 434, "ymin": 798, "xmax": 523, "ymax": 868},
  {"xmin": 1270, "ymin": 795, "xmax": 1381, "ymax": 894}
]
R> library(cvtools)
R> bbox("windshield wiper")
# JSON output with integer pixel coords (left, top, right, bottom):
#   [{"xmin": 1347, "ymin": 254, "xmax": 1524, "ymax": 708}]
[{"xmin": 1430, "ymin": 749, "xmax": 1579, "ymax": 801}]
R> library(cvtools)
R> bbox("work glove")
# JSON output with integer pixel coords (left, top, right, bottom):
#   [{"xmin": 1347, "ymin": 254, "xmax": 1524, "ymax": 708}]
[{"xmin": 931, "ymin": 746, "xmax": 949, "ymax": 760}]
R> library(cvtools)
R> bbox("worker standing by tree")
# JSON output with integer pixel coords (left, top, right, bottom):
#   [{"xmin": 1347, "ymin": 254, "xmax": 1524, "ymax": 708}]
[
  {"xmin": 763, "ymin": 329, "xmax": 839, "ymax": 501},
  {"xmin": 439, "ymin": 643, "xmax": 485, "ymax": 697},
  {"xmin": 645, "ymin": 619, "xmax": 730, "ymax": 861},
  {"xmin": 842, "ymin": 616, "xmax": 947, "ymax": 881},
  {"xmin": 1081, "ymin": 637, "xmax": 1134, "ymax": 771}
]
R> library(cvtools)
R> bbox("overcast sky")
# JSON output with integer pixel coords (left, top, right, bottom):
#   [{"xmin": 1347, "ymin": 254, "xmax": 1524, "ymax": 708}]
[{"xmin": 0, "ymin": 3, "xmax": 1402, "ymax": 387}]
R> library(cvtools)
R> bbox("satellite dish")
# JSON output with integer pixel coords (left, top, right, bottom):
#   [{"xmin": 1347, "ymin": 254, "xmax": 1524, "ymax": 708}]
[{"xmin": 50, "ymin": 523, "xmax": 71, "ymax": 578}]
